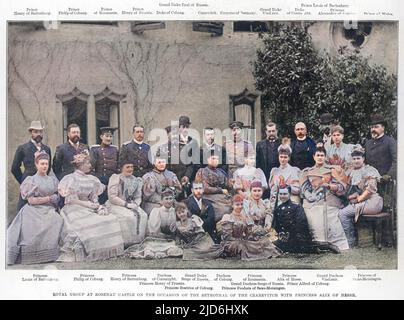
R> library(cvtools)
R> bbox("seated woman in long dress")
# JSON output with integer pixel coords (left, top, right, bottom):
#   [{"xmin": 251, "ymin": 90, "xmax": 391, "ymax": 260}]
[
  {"xmin": 57, "ymin": 152, "xmax": 125, "ymax": 262},
  {"xmin": 338, "ymin": 145, "xmax": 383, "ymax": 247},
  {"xmin": 217, "ymin": 194, "xmax": 282, "ymax": 261},
  {"xmin": 106, "ymin": 158, "xmax": 148, "ymax": 247},
  {"xmin": 268, "ymin": 142, "xmax": 301, "ymax": 210},
  {"xmin": 171, "ymin": 202, "xmax": 222, "ymax": 260},
  {"xmin": 194, "ymin": 153, "xmax": 233, "ymax": 222},
  {"xmin": 243, "ymin": 180, "xmax": 272, "ymax": 227},
  {"xmin": 243, "ymin": 180, "xmax": 278, "ymax": 242},
  {"xmin": 233, "ymin": 154, "xmax": 268, "ymax": 198},
  {"xmin": 7, "ymin": 151, "xmax": 63, "ymax": 265},
  {"xmin": 300, "ymin": 147, "xmax": 349, "ymax": 251},
  {"xmin": 142, "ymin": 156, "xmax": 182, "ymax": 215},
  {"xmin": 126, "ymin": 189, "xmax": 183, "ymax": 259}
]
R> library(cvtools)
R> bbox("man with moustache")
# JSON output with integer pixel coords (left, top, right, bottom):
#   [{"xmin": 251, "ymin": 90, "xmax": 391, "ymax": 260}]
[
  {"xmin": 52, "ymin": 123, "xmax": 89, "ymax": 180},
  {"xmin": 119, "ymin": 124, "xmax": 152, "ymax": 177},
  {"xmin": 290, "ymin": 122, "xmax": 316, "ymax": 170},
  {"xmin": 224, "ymin": 121, "xmax": 255, "ymax": 178},
  {"xmin": 90, "ymin": 127, "xmax": 119, "ymax": 204},
  {"xmin": 176, "ymin": 115, "xmax": 200, "ymax": 183},
  {"xmin": 200, "ymin": 127, "xmax": 227, "ymax": 173},
  {"xmin": 365, "ymin": 114, "xmax": 397, "ymax": 180},
  {"xmin": 183, "ymin": 181, "xmax": 218, "ymax": 243},
  {"xmin": 256, "ymin": 122, "xmax": 281, "ymax": 181},
  {"xmin": 12, "ymin": 120, "xmax": 52, "ymax": 210}
]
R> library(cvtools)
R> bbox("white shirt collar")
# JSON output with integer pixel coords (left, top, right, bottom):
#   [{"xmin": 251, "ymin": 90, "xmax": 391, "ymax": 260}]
[{"xmin": 134, "ymin": 139, "xmax": 144, "ymax": 144}]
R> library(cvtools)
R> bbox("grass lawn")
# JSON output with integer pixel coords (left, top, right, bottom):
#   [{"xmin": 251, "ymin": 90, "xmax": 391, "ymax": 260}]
[{"xmin": 8, "ymin": 246, "xmax": 397, "ymax": 270}]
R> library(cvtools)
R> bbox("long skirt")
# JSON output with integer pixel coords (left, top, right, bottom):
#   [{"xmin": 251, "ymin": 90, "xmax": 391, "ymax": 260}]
[
  {"xmin": 204, "ymin": 194, "xmax": 233, "ymax": 222},
  {"xmin": 181, "ymin": 233, "xmax": 224, "ymax": 261},
  {"xmin": 222, "ymin": 238, "xmax": 282, "ymax": 261},
  {"xmin": 303, "ymin": 200, "xmax": 349, "ymax": 251},
  {"xmin": 58, "ymin": 204, "xmax": 124, "ymax": 262},
  {"xmin": 7, "ymin": 204, "xmax": 63, "ymax": 265},
  {"xmin": 107, "ymin": 203, "xmax": 148, "ymax": 247},
  {"xmin": 126, "ymin": 235, "xmax": 183, "ymax": 259}
]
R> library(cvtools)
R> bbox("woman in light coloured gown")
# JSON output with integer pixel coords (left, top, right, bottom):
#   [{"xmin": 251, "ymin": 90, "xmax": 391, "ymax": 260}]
[
  {"xmin": 217, "ymin": 194, "xmax": 282, "ymax": 261},
  {"xmin": 300, "ymin": 147, "xmax": 349, "ymax": 251},
  {"xmin": 142, "ymin": 156, "xmax": 182, "ymax": 215},
  {"xmin": 268, "ymin": 142, "xmax": 301, "ymax": 210},
  {"xmin": 232, "ymin": 154, "xmax": 268, "ymax": 198},
  {"xmin": 57, "ymin": 151, "xmax": 124, "ymax": 262},
  {"xmin": 106, "ymin": 158, "xmax": 148, "ymax": 247},
  {"xmin": 338, "ymin": 145, "xmax": 383, "ymax": 247},
  {"xmin": 171, "ymin": 202, "xmax": 223, "ymax": 261},
  {"xmin": 324, "ymin": 125, "xmax": 355, "ymax": 172},
  {"xmin": 7, "ymin": 151, "xmax": 63, "ymax": 265},
  {"xmin": 126, "ymin": 188, "xmax": 183, "ymax": 259}
]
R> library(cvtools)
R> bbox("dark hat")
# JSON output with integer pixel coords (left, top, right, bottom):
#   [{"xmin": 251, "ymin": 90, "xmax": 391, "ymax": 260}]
[
  {"xmin": 229, "ymin": 120, "xmax": 244, "ymax": 129},
  {"xmin": 319, "ymin": 113, "xmax": 334, "ymax": 125},
  {"xmin": 100, "ymin": 127, "xmax": 117, "ymax": 135},
  {"xmin": 119, "ymin": 156, "xmax": 133, "ymax": 168},
  {"xmin": 370, "ymin": 114, "xmax": 387, "ymax": 126},
  {"xmin": 179, "ymin": 116, "xmax": 191, "ymax": 127}
]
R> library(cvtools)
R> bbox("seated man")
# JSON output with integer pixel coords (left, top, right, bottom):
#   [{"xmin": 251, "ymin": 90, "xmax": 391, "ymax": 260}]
[
  {"xmin": 183, "ymin": 181, "xmax": 219, "ymax": 243},
  {"xmin": 272, "ymin": 185, "xmax": 339, "ymax": 254}
]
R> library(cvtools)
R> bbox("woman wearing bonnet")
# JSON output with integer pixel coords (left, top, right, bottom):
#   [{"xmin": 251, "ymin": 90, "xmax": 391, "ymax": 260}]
[
  {"xmin": 105, "ymin": 157, "xmax": 148, "ymax": 247},
  {"xmin": 57, "ymin": 151, "xmax": 124, "ymax": 262},
  {"xmin": 7, "ymin": 150, "xmax": 63, "ymax": 265}
]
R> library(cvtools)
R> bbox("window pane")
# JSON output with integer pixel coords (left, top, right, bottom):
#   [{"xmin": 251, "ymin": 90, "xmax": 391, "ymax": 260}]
[{"xmin": 64, "ymin": 97, "xmax": 87, "ymax": 144}]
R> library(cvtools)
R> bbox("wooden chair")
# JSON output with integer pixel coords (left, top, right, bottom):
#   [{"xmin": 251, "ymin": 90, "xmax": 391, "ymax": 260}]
[{"xmin": 356, "ymin": 179, "xmax": 396, "ymax": 250}]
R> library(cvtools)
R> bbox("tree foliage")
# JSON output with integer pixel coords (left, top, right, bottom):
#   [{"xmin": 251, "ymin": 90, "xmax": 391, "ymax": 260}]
[{"xmin": 253, "ymin": 25, "xmax": 397, "ymax": 144}]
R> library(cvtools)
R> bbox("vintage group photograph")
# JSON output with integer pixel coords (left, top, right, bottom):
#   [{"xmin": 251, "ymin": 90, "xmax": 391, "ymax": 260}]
[{"xmin": 6, "ymin": 20, "xmax": 398, "ymax": 270}]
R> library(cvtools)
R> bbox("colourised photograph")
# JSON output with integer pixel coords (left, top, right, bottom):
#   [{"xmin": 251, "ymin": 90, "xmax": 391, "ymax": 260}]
[{"xmin": 6, "ymin": 20, "xmax": 398, "ymax": 270}]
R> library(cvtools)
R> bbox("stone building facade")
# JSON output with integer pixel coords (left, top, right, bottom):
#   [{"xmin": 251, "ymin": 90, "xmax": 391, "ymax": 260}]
[{"xmin": 7, "ymin": 20, "xmax": 398, "ymax": 220}]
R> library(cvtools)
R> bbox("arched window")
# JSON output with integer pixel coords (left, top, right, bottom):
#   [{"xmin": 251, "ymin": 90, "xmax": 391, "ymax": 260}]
[
  {"xmin": 229, "ymin": 88, "xmax": 259, "ymax": 143},
  {"xmin": 56, "ymin": 87, "xmax": 89, "ymax": 144},
  {"xmin": 94, "ymin": 87, "xmax": 126, "ymax": 146},
  {"xmin": 57, "ymin": 87, "xmax": 126, "ymax": 146}
]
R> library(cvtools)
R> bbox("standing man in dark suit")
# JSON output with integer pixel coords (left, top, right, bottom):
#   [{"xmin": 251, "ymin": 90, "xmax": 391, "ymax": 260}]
[
  {"xmin": 184, "ymin": 181, "xmax": 218, "ymax": 243},
  {"xmin": 200, "ymin": 127, "xmax": 227, "ymax": 174},
  {"xmin": 290, "ymin": 122, "xmax": 316, "ymax": 170},
  {"xmin": 11, "ymin": 120, "xmax": 51, "ymax": 210},
  {"xmin": 176, "ymin": 115, "xmax": 200, "ymax": 183},
  {"xmin": 52, "ymin": 123, "xmax": 89, "ymax": 181},
  {"xmin": 256, "ymin": 122, "xmax": 281, "ymax": 181},
  {"xmin": 118, "ymin": 124, "xmax": 152, "ymax": 177},
  {"xmin": 365, "ymin": 114, "xmax": 397, "ymax": 180},
  {"xmin": 90, "ymin": 127, "xmax": 119, "ymax": 204}
]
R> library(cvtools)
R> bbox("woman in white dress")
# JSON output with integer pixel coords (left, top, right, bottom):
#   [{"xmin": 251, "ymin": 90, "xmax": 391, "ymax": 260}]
[
  {"xmin": 126, "ymin": 188, "xmax": 183, "ymax": 259},
  {"xmin": 233, "ymin": 154, "xmax": 268, "ymax": 198},
  {"xmin": 7, "ymin": 151, "xmax": 63, "ymax": 265},
  {"xmin": 268, "ymin": 143, "xmax": 301, "ymax": 210},
  {"xmin": 106, "ymin": 158, "xmax": 148, "ymax": 247},
  {"xmin": 57, "ymin": 151, "xmax": 124, "ymax": 262},
  {"xmin": 325, "ymin": 125, "xmax": 355, "ymax": 172}
]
